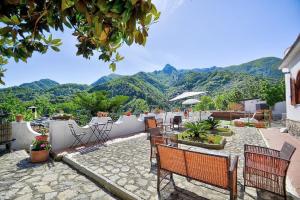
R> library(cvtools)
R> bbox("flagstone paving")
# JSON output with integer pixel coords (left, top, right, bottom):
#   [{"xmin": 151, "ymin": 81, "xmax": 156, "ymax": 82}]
[
  {"xmin": 67, "ymin": 127, "xmax": 293, "ymax": 200},
  {"xmin": 0, "ymin": 150, "xmax": 118, "ymax": 200}
]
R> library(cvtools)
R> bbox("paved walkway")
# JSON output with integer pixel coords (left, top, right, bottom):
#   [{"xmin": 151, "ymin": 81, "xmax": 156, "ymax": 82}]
[
  {"xmin": 67, "ymin": 127, "xmax": 290, "ymax": 200},
  {"xmin": 260, "ymin": 127, "xmax": 300, "ymax": 198},
  {"xmin": 0, "ymin": 150, "xmax": 117, "ymax": 200}
]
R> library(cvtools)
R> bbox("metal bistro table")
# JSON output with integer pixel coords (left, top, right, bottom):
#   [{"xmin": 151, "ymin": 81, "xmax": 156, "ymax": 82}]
[{"xmin": 89, "ymin": 122, "xmax": 106, "ymax": 144}]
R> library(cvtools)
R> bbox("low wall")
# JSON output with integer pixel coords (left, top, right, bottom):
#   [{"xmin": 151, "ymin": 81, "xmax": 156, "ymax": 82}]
[
  {"xmin": 286, "ymin": 119, "xmax": 300, "ymax": 138},
  {"xmin": 211, "ymin": 111, "xmax": 264, "ymax": 121},
  {"xmin": 11, "ymin": 122, "xmax": 40, "ymax": 151},
  {"xmin": 49, "ymin": 115, "xmax": 145, "ymax": 151}
]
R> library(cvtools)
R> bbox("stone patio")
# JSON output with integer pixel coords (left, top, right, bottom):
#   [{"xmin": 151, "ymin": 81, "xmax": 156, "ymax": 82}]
[
  {"xmin": 0, "ymin": 150, "xmax": 117, "ymax": 200},
  {"xmin": 64, "ymin": 127, "xmax": 293, "ymax": 200}
]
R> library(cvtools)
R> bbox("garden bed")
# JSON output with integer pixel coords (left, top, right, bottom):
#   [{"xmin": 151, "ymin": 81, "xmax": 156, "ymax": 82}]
[
  {"xmin": 178, "ymin": 137, "xmax": 226, "ymax": 150},
  {"xmin": 209, "ymin": 127, "xmax": 234, "ymax": 136}
]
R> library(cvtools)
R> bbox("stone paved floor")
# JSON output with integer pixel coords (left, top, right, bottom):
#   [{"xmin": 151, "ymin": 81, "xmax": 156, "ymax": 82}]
[
  {"xmin": 68, "ymin": 127, "xmax": 292, "ymax": 200},
  {"xmin": 0, "ymin": 150, "xmax": 118, "ymax": 200}
]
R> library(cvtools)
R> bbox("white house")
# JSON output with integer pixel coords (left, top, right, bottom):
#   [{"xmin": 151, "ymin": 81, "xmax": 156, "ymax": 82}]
[
  {"xmin": 240, "ymin": 98, "xmax": 286, "ymax": 120},
  {"xmin": 279, "ymin": 34, "xmax": 300, "ymax": 137}
]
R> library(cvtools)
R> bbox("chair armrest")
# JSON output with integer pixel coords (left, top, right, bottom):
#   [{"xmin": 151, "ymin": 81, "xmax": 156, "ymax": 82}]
[
  {"xmin": 244, "ymin": 151, "xmax": 290, "ymax": 176},
  {"xmin": 229, "ymin": 155, "xmax": 239, "ymax": 172},
  {"xmin": 229, "ymin": 155, "xmax": 238, "ymax": 198},
  {"xmin": 244, "ymin": 144, "xmax": 280, "ymax": 157}
]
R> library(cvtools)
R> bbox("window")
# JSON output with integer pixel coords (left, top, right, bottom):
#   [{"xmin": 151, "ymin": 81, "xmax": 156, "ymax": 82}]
[{"xmin": 291, "ymin": 70, "xmax": 300, "ymax": 105}]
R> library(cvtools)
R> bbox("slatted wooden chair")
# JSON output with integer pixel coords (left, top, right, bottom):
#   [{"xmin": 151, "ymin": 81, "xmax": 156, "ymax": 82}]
[
  {"xmin": 244, "ymin": 142, "xmax": 296, "ymax": 199},
  {"xmin": 156, "ymin": 145, "xmax": 239, "ymax": 200},
  {"xmin": 149, "ymin": 127, "xmax": 166, "ymax": 163}
]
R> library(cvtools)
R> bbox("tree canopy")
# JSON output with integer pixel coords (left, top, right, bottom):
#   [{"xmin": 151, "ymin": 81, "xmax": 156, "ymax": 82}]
[{"xmin": 0, "ymin": 0, "xmax": 160, "ymax": 84}]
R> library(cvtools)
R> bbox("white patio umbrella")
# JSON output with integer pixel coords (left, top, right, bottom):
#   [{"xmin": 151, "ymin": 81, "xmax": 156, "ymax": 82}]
[
  {"xmin": 182, "ymin": 98, "xmax": 200, "ymax": 105},
  {"xmin": 169, "ymin": 91, "xmax": 206, "ymax": 101}
]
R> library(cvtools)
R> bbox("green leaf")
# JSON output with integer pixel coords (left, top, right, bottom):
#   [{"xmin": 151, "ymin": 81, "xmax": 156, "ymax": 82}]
[
  {"xmin": 109, "ymin": 62, "xmax": 116, "ymax": 71},
  {"xmin": 11, "ymin": 15, "xmax": 20, "ymax": 25},
  {"xmin": 62, "ymin": 0, "xmax": 74, "ymax": 11},
  {"xmin": 115, "ymin": 53, "xmax": 124, "ymax": 61},
  {"xmin": 51, "ymin": 46, "xmax": 60, "ymax": 52},
  {"xmin": 0, "ymin": 16, "xmax": 12, "ymax": 24},
  {"xmin": 131, "ymin": 0, "xmax": 138, "ymax": 5}
]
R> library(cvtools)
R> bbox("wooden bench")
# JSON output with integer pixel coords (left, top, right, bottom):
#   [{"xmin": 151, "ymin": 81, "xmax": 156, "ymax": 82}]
[{"xmin": 156, "ymin": 145, "xmax": 239, "ymax": 200}]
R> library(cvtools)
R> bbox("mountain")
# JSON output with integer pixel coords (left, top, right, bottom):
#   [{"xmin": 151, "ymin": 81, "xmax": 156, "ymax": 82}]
[
  {"xmin": 222, "ymin": 57, "xmax": 282, "ymax": 79},
  {"xmin": 91, "ymin": 73, "xmax": 122, "ymax": 86},
  {"xmin": 0, "ymin": 57, "xmax": 283, "ymax": 106},
  {"xmin": 19, "ymin": 79, "xmax": 59, "ymax": 90}
]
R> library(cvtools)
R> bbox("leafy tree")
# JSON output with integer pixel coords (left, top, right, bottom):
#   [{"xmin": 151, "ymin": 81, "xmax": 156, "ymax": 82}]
[
  {"xmin": 31, "ymin": 96, "xmax": 56, "ymax": 116},
  {"xmin": 259, "ymin": 80, "xmax": 285, "ymax": 107},
  {"xmin": 124, "ymin": 98, "xmax": 149, "ymax": 114},
  {"xmin": 194, "ymin": 96, "xmax": 215, "ymax": 111},
  {"xmin": 0, "ymin": 0, "xmax": 160, "ymax": 84},
  {"xmin": 0, "ymin": 93, "xmax": 33, "ymax": 121},
  {"xmin": 224, "ymin": 88, "xmax": 243, "ymax": 103},
  {"xmin": 74, "ymin": 91, "xmax": 128, "ymax": 116},
  {"xmin": 214, "ymin": 94, "xmax": 228, "ymax": 110}
]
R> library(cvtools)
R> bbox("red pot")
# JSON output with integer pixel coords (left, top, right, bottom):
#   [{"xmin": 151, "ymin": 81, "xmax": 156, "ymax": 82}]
[
  {"xmin": 16, "ymin": 115, "xmax": 23, "ymax": 122},
  {"xmin": 31, "ymin": 150, "xmax": 49, "ymax": 163},
  {"xmin": 35, "ymin": 135, "xmax": 48, "ymax": 141}
]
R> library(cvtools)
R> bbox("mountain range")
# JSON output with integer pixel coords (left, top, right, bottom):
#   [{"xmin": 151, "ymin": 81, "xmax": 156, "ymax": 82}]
[{"xmin": 0, "ymin": 57, "xmax": 283, "ymax": 107}]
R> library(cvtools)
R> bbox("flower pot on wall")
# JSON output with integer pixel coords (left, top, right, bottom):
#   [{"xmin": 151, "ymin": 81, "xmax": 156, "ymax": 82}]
[
  {"xmin": 16, "ymin": 114, "xmax": 23, "ymax": 122},
  {"xmin": 31, "ymin": 150, "xmax": 49, "ymax": 163},
  {"xmin": 35, "ymin": 135, "xmax": 48, "ymax": 141}
]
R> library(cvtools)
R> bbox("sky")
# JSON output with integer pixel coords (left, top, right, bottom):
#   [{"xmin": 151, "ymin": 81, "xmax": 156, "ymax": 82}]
[{"xmin": 1, "ymin": 0, "xmax": 300, "ymax": 87}]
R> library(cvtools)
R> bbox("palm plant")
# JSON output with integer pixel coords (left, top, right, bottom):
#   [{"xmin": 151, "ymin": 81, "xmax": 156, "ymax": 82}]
[
  {"xmin": 184, "ymin": 121, "xmax": 205, "ymax": 138},
  {"xmin": 202, "ymin": 117, "xmax": 220, "ymax": 130}
]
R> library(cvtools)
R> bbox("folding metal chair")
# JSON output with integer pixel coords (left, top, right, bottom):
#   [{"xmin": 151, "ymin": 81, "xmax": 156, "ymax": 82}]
[
  {"xmin": 68, "ymin": 124, "xmax": 88, "ymax": 148},
  {"xmin": 102, "ymin": 120, "xmax": 113, "ymax": 142}
]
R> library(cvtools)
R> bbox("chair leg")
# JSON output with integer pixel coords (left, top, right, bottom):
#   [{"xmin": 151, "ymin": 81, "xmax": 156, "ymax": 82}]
[{"xmin": 157, "ymin": 169, "xmax": 161, "ymax": 197}]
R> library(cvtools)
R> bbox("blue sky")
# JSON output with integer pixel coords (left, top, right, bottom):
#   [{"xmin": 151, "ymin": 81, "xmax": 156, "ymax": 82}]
[{"xmin": 1, "ymin": 0, "xmax": 300, "ymax": 87}]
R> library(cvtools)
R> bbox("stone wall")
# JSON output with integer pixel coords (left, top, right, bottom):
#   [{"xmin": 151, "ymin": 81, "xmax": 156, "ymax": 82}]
[{"xmin": 287, "ymin": 119, "xmax": 300, "ymax": 138}]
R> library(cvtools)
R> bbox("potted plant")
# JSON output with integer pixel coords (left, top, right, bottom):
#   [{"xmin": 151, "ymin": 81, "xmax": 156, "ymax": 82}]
[
  {"xmin": 35, "ymin": 127, "xmax": 48, "ymax": 141},
  {"xmin": 30, "ymin": 140, "xmax": 51, "ymax": 163},
  {"xmin": 16, "ymin": 114, "xmax": 23, "ymax": 122},
  {"xmin": 125, "ymin": 111, "xmax": 131, "ymax": 116}
]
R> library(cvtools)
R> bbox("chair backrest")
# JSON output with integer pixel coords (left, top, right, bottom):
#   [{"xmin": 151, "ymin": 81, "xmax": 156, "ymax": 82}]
[
  {"xmin": 146, "ymin": 118, "xmax": 157, "ymax": 129},
  {"xmin": 157, "ymin": 145, "xmax": 230, "ymax": 189},
  {"xmin": 68, "ymin": 124, "xmax": 76, "ymax": 135},
  {"xmin": 173, "ymin": 116, "xmax": 182, "ymax": 124},
  {"xmin": 151, "ymin": 135, "xmax": 166, "ymax": 146},
  {"xmin": 105, "ymin": 120, "xmax": 113, "ymax": 132},
  {"xmin": 280, "ymin": 142, "xmax": 296, "ymax": 161},
  {"xmin": 149, "ymin": 127, "xmax": 161, "ymax": 137}
]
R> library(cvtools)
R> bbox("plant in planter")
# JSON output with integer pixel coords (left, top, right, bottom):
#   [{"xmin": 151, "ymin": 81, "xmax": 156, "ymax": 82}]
[
  {"xmin": 31, "ymin": 139, "xmax": 51, "ymax": 163},
  {"xmin": 15, "ymin": 114, "xmax": 23, "ymax": 122},
  {"xmin": 202, "ymin": 117, "xmax": 220, "ymax": 131},
  {"xmin": 234, "ymin": 121, "xmax": 245, "ymax": 127},
  {"xmin": 35, "ymin": 127, "xmax": 49, "ymax": 141}
]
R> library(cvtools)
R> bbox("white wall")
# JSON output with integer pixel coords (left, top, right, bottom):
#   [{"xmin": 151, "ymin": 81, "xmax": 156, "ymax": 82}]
[
  {"xmin": 49, "ymin": 115, "xmax": 145, "ymax": 151},
  {"xmin": 11, "ymin": 122, "xmax": 40, "ymax": 151},
  {"xmin": 285, "ymin": 59, "xmax": 300, "ymax": 122},
  {"xmin": 243, "ymin": 99, "xmax": 266, "ymax": 113}
]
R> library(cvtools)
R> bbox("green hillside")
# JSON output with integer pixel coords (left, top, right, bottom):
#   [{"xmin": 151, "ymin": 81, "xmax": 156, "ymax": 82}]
[{"xmin": 0, "ymin": 57, "xmax": 283, "ymax": 109}]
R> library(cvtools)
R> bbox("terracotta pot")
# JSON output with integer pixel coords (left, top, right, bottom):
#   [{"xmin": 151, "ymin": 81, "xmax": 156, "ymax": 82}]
[
  {"xmin": 144, "ymin": 112, "xmax": 149, "ymax": 115},
  {"xmin": 35, "ymin": 135, "xmax": 48, "ymax": 141},
  {"xmin": 234, "ymin": 121, "xmax": 245, "ymax": 127},
  {"xmin": 16, "ymin": 115, "xmax": 23, "ymax": 122},
  {"xmin": 126, "ymin": 112, "xmax": 131, "ymax": 116},
  {"xmin": 31, "ymin": 150, "xmax": 49, "ymax": 163},
  {"xmin": 255, "ymin": 122, "xmax": 266, "ymax": 128}
]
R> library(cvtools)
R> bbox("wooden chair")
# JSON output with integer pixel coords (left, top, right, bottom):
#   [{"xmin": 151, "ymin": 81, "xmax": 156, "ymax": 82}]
[
  {"xmin": 149, "ymin": 127, "xmax": 166, "ymax": 163},
  {"xmin": 145, "ymin": 117, "xmax": 156, "ymax": 131},
  {"xmin": 244, "ymin": 142, "xmax": 296, "ymax": 199},
  {"xmin": 170, "ymin": 116, "xmax": 182, "ymax": 130},
  {"xmin": 156, "ymin": 144, "xmax": 239, "ymax": 200}
]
